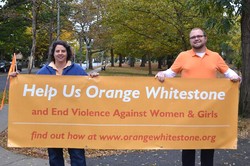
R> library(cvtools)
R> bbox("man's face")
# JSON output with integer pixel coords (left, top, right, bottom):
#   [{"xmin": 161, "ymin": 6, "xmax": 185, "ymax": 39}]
[{"xmin": 189, "ymin": 29, "xmax": 207, "ymax": 50}]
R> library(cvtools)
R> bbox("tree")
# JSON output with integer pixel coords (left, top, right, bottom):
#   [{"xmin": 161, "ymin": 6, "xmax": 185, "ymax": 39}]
[
  {"xmin": 239, "ymin": 0, "xmax": 250, "ymax": 117},
  {"xmin": 27, "ymin": 0, "xmax": 38, "ymax": 73},
  {"xmin": 70, "ymin": 0, "xmax": 100, "ymax": 69},
  {"xmin": 0, "ymin": 0, "xmax": 32, "ymax": 61},
  {"xmin": 100, "ymin": 0, "xmax": 207, "ymax": 74},
  {"xmin": 35, "ymin": 0, "xmax": 75, "ymax": 63},
  {"xmin": 194, "ymin": 0, "xmax": 250, "ymax": 117}
]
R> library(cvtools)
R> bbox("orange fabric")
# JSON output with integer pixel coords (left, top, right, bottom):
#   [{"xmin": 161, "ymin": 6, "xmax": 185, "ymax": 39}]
[
  {"xmin": 170, "ymin": 49, "xmax": 229, "ymax": 78},
  {"xmin": 8, "ymin": 53, "xmax": 17, "ymax": 77},
  {"xmin": 0, "ymin": 53, "xmax": 17, "ymax": 110},
  {"xmin": 9, "ymin": 76, "xmax": 239, "ymax": 149}
]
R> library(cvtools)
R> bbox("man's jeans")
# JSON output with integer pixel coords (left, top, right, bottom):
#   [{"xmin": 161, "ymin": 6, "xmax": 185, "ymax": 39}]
[
  {"xmin": 48, "ymin": 148, "xmax": 86, "ymax": 166},
  {"xmin": 182, "ymin": 149, "xmax": 214, "ymax": 166}
]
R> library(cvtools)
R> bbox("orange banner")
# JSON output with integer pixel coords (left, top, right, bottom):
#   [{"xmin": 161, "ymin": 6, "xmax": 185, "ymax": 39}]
[{"xmin": 8, "ymin": 75, "xmax": 239, "ymax": 149}]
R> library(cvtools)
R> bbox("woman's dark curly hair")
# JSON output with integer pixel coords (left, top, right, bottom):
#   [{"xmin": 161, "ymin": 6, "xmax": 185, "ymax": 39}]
[{"xmin": 48, "ymin": 40, "xmax": 73, "ymax": 62}]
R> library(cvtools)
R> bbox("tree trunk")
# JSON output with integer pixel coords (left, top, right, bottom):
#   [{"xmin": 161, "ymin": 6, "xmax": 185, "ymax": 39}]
[
  {"xmin": 148, "ymin": 54, "xmax": 152, "ymax": 75},
  {"xmin": 79, "ymin": 34, "xmax": 83, "ymax": 66},
  {"xmin": 56, "ymin": 0, "xmax": 60, "ymax": 40},
  {"xmin": 167, "ymin": 55, "xmax": 174, "ymax": 69},
  {"xmin": 157, "ymin": 56, "xmax": 163, "ymax": 69},
  {"xmin": 128, "ymin": 56, "xmax": 135, "ymax": 67},
  {"xmin": 28, "ymin": 0, "xmax": 37, "ymax": 74},
  {"xmin": 111, "ymin": 48, "xmax": 114, "ymax": 67},
  {"xmin": 49, "ymin": 0, "xmax": 56, "ymax": 46},
  {"xmin": 88, "ymin": 50, "xmax": 93, "ymax": 69},
  {"xmin": 239, "ymin": 0, "xmax": 250, "ymax": 117},
  {"xmin": 84, "ymin": 37, "xmax": 93, "ymax": 70},
  {"xmin": 140, "ymin": 55, "xmax": 146, "ymax": 67},
  {"xmin": 118, "ymin": 54, "xmax": 123, "ymax": 67}
]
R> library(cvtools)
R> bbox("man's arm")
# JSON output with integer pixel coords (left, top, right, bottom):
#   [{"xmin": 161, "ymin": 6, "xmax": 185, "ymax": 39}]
[
  {"xmin": 224, "ymin": 68, "xmax": 241, "ymax": 82},
  {"xmin": 155, "ymin": 68, "xmax": 176, "ymax": 82}
]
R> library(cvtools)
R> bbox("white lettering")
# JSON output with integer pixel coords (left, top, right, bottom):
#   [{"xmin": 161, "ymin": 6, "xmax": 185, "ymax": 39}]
[
  {"xmin": 145, "ymin": 87, "xmax": 225, "ymax": 100},
  {"xmin": 85, "ymin": 85, "xmax": 140, "ymax": 102},
  {"xmin": 63, "ymin": 85, "xmax": 81, "ymax": 97},
  {"xmin": 23, "ymin": 84, "xmax": 57, "ymax": 100}
]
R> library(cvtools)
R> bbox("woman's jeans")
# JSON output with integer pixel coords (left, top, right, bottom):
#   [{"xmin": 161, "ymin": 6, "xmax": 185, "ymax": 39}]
[{"xmin": 48, "ymin": 148, "xmax": 86, "ymax": 166}]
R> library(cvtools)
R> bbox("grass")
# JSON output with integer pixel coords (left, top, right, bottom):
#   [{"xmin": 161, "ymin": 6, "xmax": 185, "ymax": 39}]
[
  {"xmin": 0, "ymin": 90, "xmax": 8, "ymax": 104},
  {"xmin": 97, "ymin": 62, "xmax": 161, "ymax": 76}
]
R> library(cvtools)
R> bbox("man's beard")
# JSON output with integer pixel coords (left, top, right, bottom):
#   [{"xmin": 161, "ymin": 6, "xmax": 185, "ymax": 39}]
[{"xmin": 192, "ymin": 43, "xmax": 205, "ymax": 49}]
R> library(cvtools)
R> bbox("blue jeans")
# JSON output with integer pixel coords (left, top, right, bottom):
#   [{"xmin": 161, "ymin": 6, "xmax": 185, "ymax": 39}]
[{"xmin": 48, "ymin": 148, "xmax": 86, "ymax": 166}]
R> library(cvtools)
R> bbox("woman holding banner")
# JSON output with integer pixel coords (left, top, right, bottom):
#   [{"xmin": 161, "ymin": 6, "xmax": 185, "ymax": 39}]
[
  {"xmin": 37, "ymin": 40, "xmax": 87, "ymax": 166},
  {"xmin": 37, "ymin": 40, "xmax": 98, "ymax": 166},
  {"xmin": 10, "ymin": 40, "xmax": 98, "ymax": 166},
  {"xmin": 155, "ymin": 28, "xmax": 241, "ymax": 166}
]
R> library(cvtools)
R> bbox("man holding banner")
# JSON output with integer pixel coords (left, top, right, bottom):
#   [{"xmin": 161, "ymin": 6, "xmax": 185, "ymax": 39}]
[{"xmin": 155, "ymin": 27, "xmax": 241, "ymax": 166}]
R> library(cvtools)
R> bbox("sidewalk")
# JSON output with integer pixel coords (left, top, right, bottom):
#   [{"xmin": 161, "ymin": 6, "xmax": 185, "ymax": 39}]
[
  {"xmin": 1, "ymin": 104, "xmax": 250, "ymax": 165},
  {"xmin": 0, "ymin": 105, "xmax": 51, "ymax": 166}
]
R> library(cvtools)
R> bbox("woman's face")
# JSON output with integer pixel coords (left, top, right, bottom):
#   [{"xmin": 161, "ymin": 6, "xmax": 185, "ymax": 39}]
[{"xmin": 54, "ymin": 44, "xmax": 67, "ymax": 64}]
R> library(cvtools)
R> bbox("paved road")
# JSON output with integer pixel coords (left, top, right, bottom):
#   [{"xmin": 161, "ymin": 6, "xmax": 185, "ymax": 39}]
[
  {"xmin": 0, "ymin": 68, "xmax": 39, "ymax": 91},
  {"xmin": 0, "ymin": 74, "xmax": 7, "ymax": 92},
  {"xmin": 86, "ymin": 143, "xmax": 250, "ymax": 166}
]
